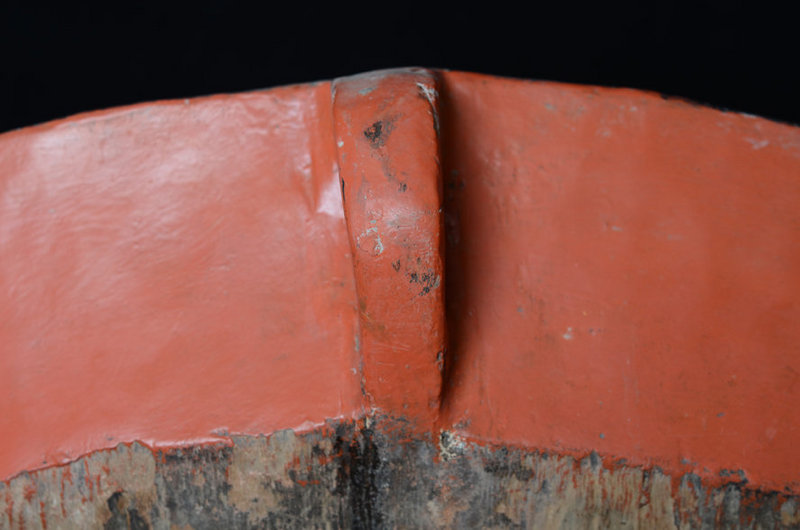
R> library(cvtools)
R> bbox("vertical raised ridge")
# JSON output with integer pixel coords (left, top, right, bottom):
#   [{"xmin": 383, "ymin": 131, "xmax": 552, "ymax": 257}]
[{"xmin": 332, "ymin": 68, "xmax": 445, "ymax": 430}]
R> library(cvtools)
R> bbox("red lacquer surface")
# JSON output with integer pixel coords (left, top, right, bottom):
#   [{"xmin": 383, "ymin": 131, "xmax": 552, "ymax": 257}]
[
  {"xmin": 0, "ymin": 83, "xmax": 363, "ymax": 480},
  {"xmin": 2, "ymin": 69, "xmax": 799, "ymax": 495},
  {"xmin": 333, "ymin": 69, "xmax": 445, "ymax": 428},
  {"xmin": 439, "ymin": 71, "xmax": 800, "ymax": 492}
]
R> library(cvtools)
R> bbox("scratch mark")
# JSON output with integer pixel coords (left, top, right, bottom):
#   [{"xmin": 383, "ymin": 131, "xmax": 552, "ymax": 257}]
[{"xmin": 416, "ymin": 82, "xmax": 440, "ymax": 136}]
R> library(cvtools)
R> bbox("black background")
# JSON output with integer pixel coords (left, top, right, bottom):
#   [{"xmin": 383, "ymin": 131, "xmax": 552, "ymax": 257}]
[{"xmin": 1, "ymin": 2, "xmax": 797, "ymax": 133}]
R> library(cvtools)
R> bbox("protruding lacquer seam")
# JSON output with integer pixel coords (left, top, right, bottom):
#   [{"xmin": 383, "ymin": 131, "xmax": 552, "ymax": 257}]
[{"xmin": 331, "ymin": 68, "xmax": 446, "ymax": 431}]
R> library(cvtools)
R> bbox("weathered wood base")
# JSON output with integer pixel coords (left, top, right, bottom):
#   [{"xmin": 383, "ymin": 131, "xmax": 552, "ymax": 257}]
[{"xmin": 3, "ymin": 417, "xmax": 798, "ymax": 529}]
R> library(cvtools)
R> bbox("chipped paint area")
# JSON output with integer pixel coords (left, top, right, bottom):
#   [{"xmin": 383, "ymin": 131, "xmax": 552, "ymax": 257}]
[
  {"xmin": 0, "ymin": 424, "xmax": 357, "ymax": 529},
  {"xmin": 2, "ymin": 418, "xmax": 797, "ymax": 529}
]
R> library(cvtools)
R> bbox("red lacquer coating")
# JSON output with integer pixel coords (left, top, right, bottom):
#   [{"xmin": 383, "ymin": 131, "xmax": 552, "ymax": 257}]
[
  {"xmin": 2, "ymin": 69, "xmax": 799, "ymax": 497},
  {"xmin": 439, "ymin": 71, "xmax": 800, "ymax": 492},
  {"xmin": 0, "ymin": 83, "xmax": 362, "ymax": 480},
  {"xmin": 333, "ymin": 69, "xmax": 445, "ymax": 428}
]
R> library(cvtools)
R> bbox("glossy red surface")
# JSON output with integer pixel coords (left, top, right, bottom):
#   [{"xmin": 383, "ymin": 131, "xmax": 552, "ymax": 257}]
[
  {"xmin": 439, "ymin": 71, "xmax": 800, "ymax": 492},
  {"xmin": 0, "ymin": 83, "xmax": 362, "ymax": 480}
]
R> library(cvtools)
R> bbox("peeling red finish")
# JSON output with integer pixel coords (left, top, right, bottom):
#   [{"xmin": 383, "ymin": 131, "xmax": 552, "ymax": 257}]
[
  {"xmin": 4, "ymin": 492, "xmax": 13, "ymax": 527},
  {"xmin": 1, "ymin": 68, "xmax": 799, "ymax": 500},
  {"xmin": 37, "ymin": 501, "xmax": 46, "ymax": 530},
  {"xmin": 22, "ymin": 486, "xmax": 35, "ymax": 503},
  {"xmin": 58, "ymin": 467, "xmax": 70, "ymax": 517}
]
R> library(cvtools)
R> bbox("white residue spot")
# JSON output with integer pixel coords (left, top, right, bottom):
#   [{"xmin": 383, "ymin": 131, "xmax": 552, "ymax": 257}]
[
  {"xmin": 358, "ymin": 227, "xmax": 384, "ymax": 256},
  {"xmin": 562, "ymin": 327, "xmax": 574, "ymax": 340},
  {"xmin": 416, "ymin": 82, "xmax": 438, "ymax": 106},
  {"xmin": 337, "ymin": 140, "xmax": 344, "ymax": 148},
  {"xmin": 611, "ymin": 225, "xmax": 623, "ymax": 232},
  {"xmin": 439, "ymin": 431, "xmax": 466, "ymax": 461},
  {"xmin": 746, "ymin": 137, "xmax": 769, "ymax": 150},
  {"xmin": 416, "ymin": 82, "xmax": 440, "ymax": 134}
]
